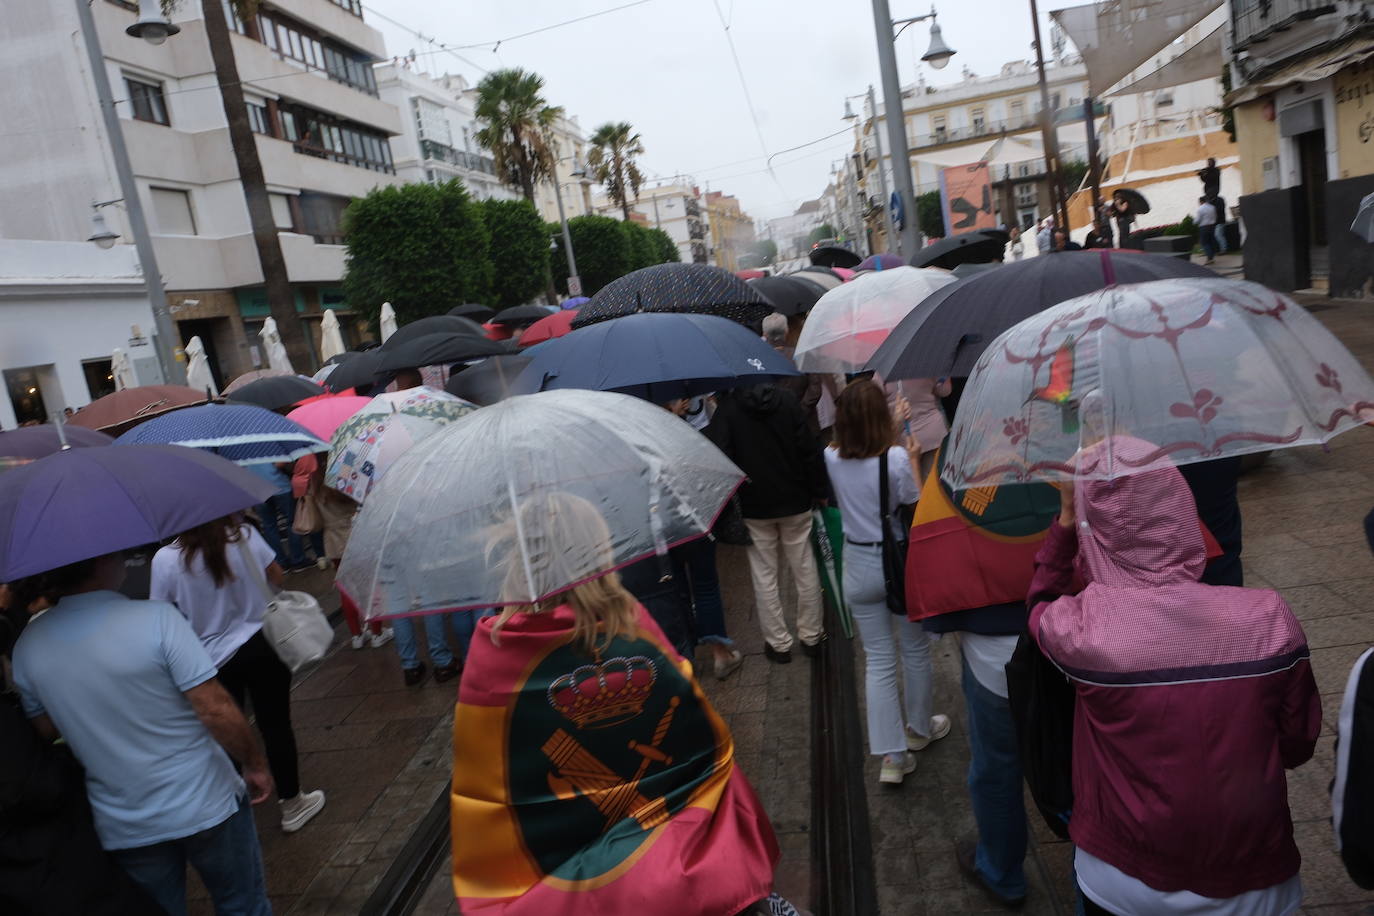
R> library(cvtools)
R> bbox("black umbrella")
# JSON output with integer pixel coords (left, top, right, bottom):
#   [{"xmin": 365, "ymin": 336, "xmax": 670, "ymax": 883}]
[
  {"xmin": 1112, "ymin": 187, "xmax": 1151, "ymax": 215},
  {"xmin": 324, "ymin": 349, "xmax": 387, "ymax": 393},
  {"xmin": 449, "ymin": 303, "xmax": 495, "ymax": 323},
  {"xmin": 571, "ymin": 263, "xmax": 774, "ymax": 329},
  {"xmin": 748, "ymin": 275, "xmax": 826, "ymax": 316},
  {"xmin": 868, "ymin": 250, "xmax": 1216, "ymax": 381},
  {"xmin": 225, "ymin": 375, "xmax": 324, "ymax": 411},
  {"xmin": 490, "ymin": 304, "xmax": 553, "ymax": 326},
  {"xmin": 909, "ymin": 229, "xmax": 1010, "ymax": 270},
  {"xmin": 951, "ymin": 261, "xmax": 1003, "ymax": 279},
  {"xmin": 444, "ymin": 354, "xmax": 534, "ymax": 406},
  {"xmin": 382, "ymin": 315, "xmax": 486, "ymax": 349},
  {"xmin": 795, "ymin": 266, "xmax": 844, "ymax": 292},
  {"xmin": 809, "ymin": 245, "xmax": 863, "ymax": 269},
  {"xmin": 374, "ymin": 333, "xmax": 511, "ymax": 373}
]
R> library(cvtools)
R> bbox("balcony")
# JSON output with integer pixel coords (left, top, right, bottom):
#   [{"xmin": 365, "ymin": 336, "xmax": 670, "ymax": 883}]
[
  {"xmin": 684, "ymin": 199, "xmax": 702, "ymax": 218},
  {"xmin": 1231, "ymin": 0, "xmax": 1338, "ymax": 51},
  {"xmin": 688, "ymin": 219, "xmax": 707, "ymax": 240},
  {"xmin": 418, "ymin": 140, "xmax": 499, "ymax": 176},
  {"xmin": 911, "ymin": 116, "xmax": 1039, "ymax": 149}
]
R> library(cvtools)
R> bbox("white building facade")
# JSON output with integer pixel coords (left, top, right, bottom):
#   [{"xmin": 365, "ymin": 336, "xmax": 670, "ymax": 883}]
[{"xmin": 595, "ymin": 182, "xmax": 710, "ymax": 264}]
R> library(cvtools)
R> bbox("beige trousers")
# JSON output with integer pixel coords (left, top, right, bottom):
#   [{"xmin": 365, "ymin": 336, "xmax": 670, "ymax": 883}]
[{"xmin": 743, "ymin": 511, "xmax": 824, "ymax": 652}]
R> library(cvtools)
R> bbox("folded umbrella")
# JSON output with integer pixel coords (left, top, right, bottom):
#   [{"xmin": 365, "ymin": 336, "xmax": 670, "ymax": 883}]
[
  {"xmin": 491, "ymin": 304, "xmax": 554, "ymax": 327},
  {"xmin": 809, "ymin": 245, "xmax": 863, "ymax": 269},
  {"xmin": 942, "ymin": 278, "xmax": 1374, "ymax": 487},
  {"xmin": 382, "ymin": 315, "xmax": 487, "ymax": 349},
  {"xmin": 114, "ymin": 403, "xmax": 326, "ymax": 465},
  {"xmin": 226, "ymin": 375, "xmax": 324, "ymax": 411},
  {"xmin": 449, "ymin": 303, "xmax": 496, "ymax": 323},
  {"xmin": 374, "ymin": 333, "xmax": 511, "ymax": 373},
  {"xmin": 869, "ymin": 250, "xmax": 1216, "ymax": 381},
  {"xmin": 319, "ymin": 309, "xmax": 347, "ymax": 362},
  {"xmin": 748, "ymin": 275, "xmax": 825, "ymax": 317},
  {"xmin": 516, "ymin": 312, "xmax": 800, "ymax": 401},
  {"xmin": 572, "ymin": 263, "xmax": 773, "ymax": 329},
  {"xmin": 0, "ymin": 445, "xmax": 278, "ymax": 580},
  {"xmin": 909, "ymin": 229, "xmax": 1010, "ymax": 270},
  {"xmin": 444, "ymin": 354, "xmax": 534, "ymax": 406},
  {"xmin": 67, "ymin": 385, "xmax": 212, "ymax": 436},
  {"xmin": 337, "ymin": 389, "xmax": 744, "ymax": 618},
  {"xmin": 287, "ymin": 395, "xmax": 372, "ymax": 441},
  {"xmin": 518, "ymin": 309, "xmax": 578, "ymax": 347}
]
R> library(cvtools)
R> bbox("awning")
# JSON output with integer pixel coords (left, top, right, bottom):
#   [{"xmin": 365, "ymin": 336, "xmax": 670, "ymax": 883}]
[
  {"xmin": 1109, "ymin": 26, "xmax": 1225, "ymax": 97},
  {"xmin": 911, "ymin": 119, "xmax": 1105, "ymax": 168},
  {"xmin": 1225, "ymin": 34, "xmax": 1374, "ymax": 107},
  {"xmin": 1052, "ymin": 0, "xmax": 1223, "ymax": 97}
]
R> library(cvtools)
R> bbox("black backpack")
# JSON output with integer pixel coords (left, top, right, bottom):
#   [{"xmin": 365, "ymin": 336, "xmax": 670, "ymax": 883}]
[{"xmin": 1005, "ymin": 632, "xmax": 1075, "ymax": 840}]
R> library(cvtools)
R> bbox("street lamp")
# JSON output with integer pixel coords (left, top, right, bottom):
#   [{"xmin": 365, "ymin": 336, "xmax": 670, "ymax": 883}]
[
  {"xmin": 87, "ymin": 201, "xmax": 121, "ymax": 250},
  {"xmin": 869, "ymin": 3, "xmax": 956, "ymax": 256},
  {"xmin": 126, "ymin": 0, "xmax": 181, "ymax": 45},
  {"xmin": 550, "ymin": 154, "xmax": 583, "ymax": 298}
]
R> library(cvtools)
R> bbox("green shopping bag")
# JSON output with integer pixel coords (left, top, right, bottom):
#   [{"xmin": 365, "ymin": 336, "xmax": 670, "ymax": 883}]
[{"xmin": 811, "ymin": 507, "xmax": 852, "ymax": 638}]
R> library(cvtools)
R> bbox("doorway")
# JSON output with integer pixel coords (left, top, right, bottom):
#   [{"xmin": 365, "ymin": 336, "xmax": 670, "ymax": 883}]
[
  {"xmin": 179, "ymin": 319, "xmax": 224, "ymax": 390},
  {"xmin": 1296, "ymin": 129, "xmax": 1328, "ymax": 247},
  {"xmin": 5, "ymin": 367, "xmax": 48, "ymax": 426}
]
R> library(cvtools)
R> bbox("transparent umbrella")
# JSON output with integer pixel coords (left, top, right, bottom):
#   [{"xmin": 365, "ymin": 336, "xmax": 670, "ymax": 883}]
[
  {"xmin": 337, "ymin": 389, "xmax": 743, "ymax": 619},
  {"xmin": 943, "ymin": 278, "xmax": 1374, "ymax": 487}
]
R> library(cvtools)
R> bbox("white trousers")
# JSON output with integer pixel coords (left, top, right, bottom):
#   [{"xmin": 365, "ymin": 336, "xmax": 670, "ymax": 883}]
[{"xmin": 744, "ymin": 512, "xmax": 824, "ymax": 652}]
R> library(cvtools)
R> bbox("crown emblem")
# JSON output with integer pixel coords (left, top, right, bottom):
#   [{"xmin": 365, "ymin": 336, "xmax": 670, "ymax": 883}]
[{"xmin": 547, "ymin": 656, "xmax": 657, "ymax": 729}]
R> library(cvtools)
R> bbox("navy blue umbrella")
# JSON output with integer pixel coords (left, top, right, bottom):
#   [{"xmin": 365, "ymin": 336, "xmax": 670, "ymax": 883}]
[
  {"xmin": 114, "ymin": 403, "xmax": 326, "ymax": 465},
  {"xmin": 515, "ymin": 312, "xmax": 799, "ymax": 402},
  {"xmin": 571, "ymin": 263, "xmax": 773, "ymax": 330}
]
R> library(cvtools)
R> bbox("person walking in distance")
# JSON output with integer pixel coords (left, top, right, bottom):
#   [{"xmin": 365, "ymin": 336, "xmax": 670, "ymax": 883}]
[
  {"xmin": 1198, "ymin": 156, "xmax": 1221, "ymax": 201},
  {"xmin": 706, "ymin": 382, "xmax": 828, "ymax": 663},
  {"xmin": 151, "ymin": 514, "xmax": 327, "ymax": 834},
  {"xmin": 1196, "ymin": 196, "xmax": 1220, "ymax": 265}
]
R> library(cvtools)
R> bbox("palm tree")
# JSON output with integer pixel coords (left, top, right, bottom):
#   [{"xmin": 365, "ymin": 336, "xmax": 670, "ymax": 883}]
[
  {"xmin": 473, "ymin": 69, "xmax": 562, "ymax": 202},
  {"xmin": 587, "ymin": 122, "xmax": 645, "ymax": 222}
]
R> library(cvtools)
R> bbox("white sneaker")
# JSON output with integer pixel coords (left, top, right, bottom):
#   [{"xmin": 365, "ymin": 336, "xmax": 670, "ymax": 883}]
[
  {"xmin": 350, "ymin": 634, "xmax": 366, "ymax": 650},
  {"xmin": 879, "ymin": 751, "xmax": 917, "ymax": 785},
  {"xmin": 713, "ymin": 649, "xmax": 744, "ymax": 680},
  {"xmin": 368, "ymin": 627, "xmax": 394, "ymax": 648},
  {"xmin": 280, "ymin": 789, "xmax": 326, "ymax": 833},
  {"xmin": 907, "ymin": 714, "xmax": 953, "ymax": 751},
  {"xmin": 316, "ymin": 557, "xmax": 330, "ymax": 570}
]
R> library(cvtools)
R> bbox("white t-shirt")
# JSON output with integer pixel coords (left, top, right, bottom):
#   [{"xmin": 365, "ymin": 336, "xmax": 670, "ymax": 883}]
[
  {"xmin": 150, "ymin": 525, "xmax": 278, "ymax": 667},
  {"xmin": 961, "ymin": 633, "xmax": 1020, "ymax": 698},
  {"xmin": 1196, "ymin": 201, "xmax": 1218, "ymax": 227},
  {"xmin": 1076, "ymin": 848, "xmax": 1302, "ymax": 916},
  {"xmin": 683, "ymin": 395, "xmax": 712, "ymax": 431},
  {"xmin": 824, "ymin": 446, "xmax": 920, "ymax": 544}
]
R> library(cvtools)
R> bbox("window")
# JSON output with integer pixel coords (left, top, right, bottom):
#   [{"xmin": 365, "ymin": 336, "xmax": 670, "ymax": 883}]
[
  {"xmin": 125, "ymin": 76, "xmax": 169, "ymax": 125},
  {"xmin": 150, "ymin": 188, "xmax": 196, "ymax": 235},
  {"xmin": 280, "ymin": 103, "xmax": 394, "ymax": 173},
  {"xmin": 247, "ymin": 102, "xmax": 272, "ymax": 136},
  {"xmin": 1014, "ymin": 182, "xmax": 1037, "ymax": 207},
  {"xmin": 269, "ymin": 194, "xmax": 296, "ymax": 231},
  {"xmin": 298, "ymin": 192, "xmax": 352, "ymax": 244},
  {"xmin": 244, "ymin": 8, "xmax": 378, "ymax": 96},
  {"xmin": 932, "ymin": 114, "xmax": 947, "ymax": 141},
  {"xmin": 971, "ymin": 108, "xmax": 986, "ymax": 135},
  {"xmin": 1010, "ymin": 99, "xmax": 1025, "ymax": 124},
  {"xmin": 413, "ymin": 97, "xmax": 453, "ymax": 146},
  {"xmin": 1155, "ymin": 90, "xmax": 1174, "ymax": 107},
  {"xmin": 326, "ymin": 0, "xmax": 363, "ymax": 15}
]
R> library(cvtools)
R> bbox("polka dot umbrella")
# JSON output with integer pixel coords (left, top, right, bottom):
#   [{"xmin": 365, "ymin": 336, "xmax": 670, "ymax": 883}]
[{"xmin": 571, "ymin": 263, "xmax": 773, "ymax": 330}]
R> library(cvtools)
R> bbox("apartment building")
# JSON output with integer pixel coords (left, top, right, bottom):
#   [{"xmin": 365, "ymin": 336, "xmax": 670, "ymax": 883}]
[
  {"xmin": 703, "ymin": 191, "xmax": 756, "ymax": 272},
  {"xmin": 599, "ymin": 182, "xmax": 711, "ymax": 263},
  {"xmin": 532, "ymin": 113, "xmax": 595, "ymax": 225},
  {"xmin": 1, "ymin": 0, "xmax": 401, "ymax": 391}
]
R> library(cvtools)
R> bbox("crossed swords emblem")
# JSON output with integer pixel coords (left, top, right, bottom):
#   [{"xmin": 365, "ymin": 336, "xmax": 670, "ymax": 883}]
[{"xmin": 542, "ymin": 696, "xmax": 682, "ymax": 833}]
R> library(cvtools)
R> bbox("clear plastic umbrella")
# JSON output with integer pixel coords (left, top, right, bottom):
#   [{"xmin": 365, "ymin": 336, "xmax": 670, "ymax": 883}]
[
  {"xmin": 943, "ymin": 278, "xmax": 1374, "ymax": 487},
  {"xmin": 794, "ymin": 266, "xmax": 957, "ymax": 373},
  {"xmin": 260, "ymin": 318, "xmax": 294, "ymax": 374},
  {"xmin": 320, "ymin": 309, "xmax": 346, "ymax": 362},
  {"xmin": 337, "ymin": 389, "xmax": 744, "ymax": 619}
]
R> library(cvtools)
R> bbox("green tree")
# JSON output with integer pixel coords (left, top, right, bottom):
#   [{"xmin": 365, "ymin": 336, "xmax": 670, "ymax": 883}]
[
  {"xmin": 647, "ymin": 227, "xmax": 681, "ymax": 263},
  {"xmin": 917, "ymin": 191, "xmax": 944, "ymax": 239},
  {"xmin": 587, "ymin": 122, "xmax": 646, "ymax": 221},
  {"xmin": 548, "ymin": 214, "xmax": 633, "ymax": 296},
  {"xmin": 474, "ymin": 69, "xmax": 562, "ymax": 202},
  {"xmin": 477, "ymin": 199, "xmax": 550, "ymax": 308},
  {"xmin": 343, "ymin": 181, "xmax": 492, "ymax": 328},
  {"xmin": 1061, "ymin": 159, "xmax": 1090, "ymax": 193},
  {"xmin": 621, "ymin": 221, "xmax": 658, "ymax": 271},
  {"xmin": 808, "ymin": 223, "xmax": 837, "ymax": 243}
]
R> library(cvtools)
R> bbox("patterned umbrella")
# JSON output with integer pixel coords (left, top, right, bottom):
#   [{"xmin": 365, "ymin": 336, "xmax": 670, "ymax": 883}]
[
  {"xmin": 326, "ymin": 387, "xmax": 477, "ymax": 503},
  {"xmin": 114, "ymin": 403, "xmax": 326, "ymax": 465},
  {"xmin": 571, "ymin": 263, "xmax": 773, "ymax": 329}
]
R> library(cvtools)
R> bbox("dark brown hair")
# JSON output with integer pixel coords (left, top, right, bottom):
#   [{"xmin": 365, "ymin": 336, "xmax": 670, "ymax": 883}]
[
  {"xmin": 176, "ymin": 515, "xmax": 243, "ymax": 588},
  {"xmin": 833, "ymin": 379, "xmax": 895, "ymax": 460},
  {"xmin": 6, "ymin": 557, "xmax": 101, "ymax": 617}
]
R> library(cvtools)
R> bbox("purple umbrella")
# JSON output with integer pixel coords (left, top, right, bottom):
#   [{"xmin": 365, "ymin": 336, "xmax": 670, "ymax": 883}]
[
  {"xmin": 855, "ymin": 253, "xmax": 905, "ymax": 272},
  {"xmin": 0, "ymin": 425, "xmax": 113, "ymax": 458},
  {"xmin": 0, "ymin": 444, "xmax": 277, "ymax": 580}
]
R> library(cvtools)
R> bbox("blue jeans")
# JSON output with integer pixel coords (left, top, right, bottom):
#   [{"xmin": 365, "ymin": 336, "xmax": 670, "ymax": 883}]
[
  {"xmin": 112, "ymin": 799, "xmax": 269, "ymax": 916},
  {"xmin": 257, "ymin": 493, "xmax": 322, "ymax": 567},
  {"xmin": 393, "ymin": 611, "xmax": 488, "ymax": 670},
  {"xmin": 1214, "ymin": 223, "xmax": 1228, "ymax": 255},
  {"xmin": 1199, "ymin": 225, "xmax": 1218, "ymax": 259},
  {"xmin": 683, "ymin": 538, "xmax": 733, "ymax": 646},
  {"xmin": 961, "ymin": 655, "xmax": 1029, "ymax": 900}
]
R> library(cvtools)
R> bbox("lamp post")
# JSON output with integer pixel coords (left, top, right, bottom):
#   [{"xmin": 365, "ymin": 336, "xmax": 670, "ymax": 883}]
[
  {"xmin": 1028, "ymin": 0, "xmax": 1070, "ymax": 232},
  {"xmin": 868, "ymin": 3, "xmax": 955, "ymax": 257},
  {"xmin": 75, "ymin": 0, "xmax": 185, "ymax": 384},
  {"xmin": 551, "ymin": 155, "xmax": 584, "ymax": 298}
]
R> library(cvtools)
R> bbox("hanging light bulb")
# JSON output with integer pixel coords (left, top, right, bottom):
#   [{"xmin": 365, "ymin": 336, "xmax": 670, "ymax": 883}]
[
  {"xmin": 126, "ymin": 0, "xmax": 181, "ymax": 45},
  {"xmin": 922, "ymin": 20, "xmax": 956, "ymax": 70},
  {"xmin": 88, "ymin": 208, "xmax": 119, "ymax": 250}
]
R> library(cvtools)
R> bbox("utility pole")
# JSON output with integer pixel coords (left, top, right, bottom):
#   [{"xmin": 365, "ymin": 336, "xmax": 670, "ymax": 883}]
[
  {"xmin": 1083, "ymin": 96, "xmax": 1104, "ymax": 235},
  {"xmin": 551, "ymin": 177, "xmax": 581, "ymax": 297},
  {"xmin": 1029, "ymin": 0, "xmax": 1070, "ymax": 232},
  {"xmin": 870, "ymin": 0, "xmax": 922, "ymax": 257},
  {"xmin": 74, "ymin": 0, "xmax": 184, "ymax": 385},
  {"xmin": 867, "ymin": 85, "xmax": 896, "ymax": 253}
]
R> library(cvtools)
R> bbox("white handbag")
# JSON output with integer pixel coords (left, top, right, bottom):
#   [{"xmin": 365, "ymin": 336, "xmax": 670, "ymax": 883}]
[{"xmin": 236, "ymin": 538, "xmax": 334, "ymax": 672}]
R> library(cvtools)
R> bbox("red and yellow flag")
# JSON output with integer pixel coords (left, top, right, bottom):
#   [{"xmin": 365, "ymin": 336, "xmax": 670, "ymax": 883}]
[{"xmin": 452, "ymin": 606, "xmax": 778, "ymax": 915}]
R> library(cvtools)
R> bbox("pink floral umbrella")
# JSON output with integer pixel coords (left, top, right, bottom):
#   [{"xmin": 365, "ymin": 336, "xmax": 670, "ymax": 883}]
[{"xmin": 943, "ymin": 278, "xmax": 1374, "ymax": 487}]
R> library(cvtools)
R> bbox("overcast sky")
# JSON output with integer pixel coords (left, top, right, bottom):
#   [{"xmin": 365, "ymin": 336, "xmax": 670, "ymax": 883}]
[{"xmin": 365, "ymin": 0, "xmax": 1065, "ymax": 222}]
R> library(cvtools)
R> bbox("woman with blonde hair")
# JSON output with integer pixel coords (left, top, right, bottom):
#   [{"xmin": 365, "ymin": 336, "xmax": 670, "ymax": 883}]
[{"xmin": 825, "ymin": 379, "xmax": 950, "ymax": 785}]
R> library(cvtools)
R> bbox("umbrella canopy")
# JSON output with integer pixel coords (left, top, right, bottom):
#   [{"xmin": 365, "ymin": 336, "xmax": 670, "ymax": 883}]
[
  {"xmin": 444, "ymin": 354, "xmax": 534, "ymax": 406},
  {"xmin": 748, "ymin": 275, "xmax": 826, "ymax": 317},
  {"xmin": 942, "ymin": 278, "xmax": 1374, "ymax": 488},
  {"xmin": 490, "ymin": 304, "xmax": 553, "ymax": 327},
  {"xmin": 0, "ymin": 445, "xmax": 277, "ymax": 581},
  {"xmin": 1351, "ymin": 192, "xmax": 1374, "ymax": 243},
  {"xmin": 518, "ymin": 309, "xmax": 578, "ymax": 347},
  {"xmin": 952, "ymin": 261, "xmax": 1002, "ymax": 279},
  {"xmin": 856, "ymin": 253, "xmax": 905, "ymax": 272},
  {"xmin": 326, "ymin": 388, "xmax": 478, "ymax": 504},
  {"xmin": 374, "ymin": 333, "xmax": 510, "ymax": 373},
  {"xmin": 68, "ymin": 385, "xmax": 211, "ymax": 436},
  {"xmin": 449, "ymin": 303, "xmax": 496, "ymax": 323},
  {"xmin": 909, "ymin": 230, "xmax": 1010, "ymax": 270},
  {"xmin": 381, "ymin": 315, "xmax": 487, "ymax": 349},
  {"xmin": 184, "ymin": 336, "xmax": 218, "ymax": 397},
  {"xmin": 0, "ymin": 425, "xmax": 112, "ymax": 473},
  {"xmin": 560, "ymin": 296, "xmax": 590, "ymax": 310},
  {"xmin": 794, "ymin": 266, "xmax": 959, "ymax": 373},
  {"xmin": 572, "ymin": 263, "xmax": 774, "ymax": 329},
  {"xmin": 260, "ymin": 318, "xmax": 294, "ymax": 373},
  {"xmin": 320, "ymin": 309, "xmax": 347, "ymax": 362},
  {"xmin": 1112, "ymin": 187, "xmax": 1151, "ymax": 215},
  {"xmin": 794, "ymin": 266, "xmax": 844, "ymax": 292},
  {"xmin": 287, "ymin": 395, "xmax": 372, "ymax": 441},
  {"xmin": 110, "ymin": 348, "xmax": 136, "ymax": 391},
  {"xmin": 809, "ymin": 245, "xmax": 863, "ymax": 269},
  {"xmin": 336, "ymin": 389, "xmax": 744, "ymax": 618},
  {"xmin": 868, "ymin": 249, "xmax": 1216, "ymax": 381},
  {"xmin": 224, "ymin": 368, "xmax": 288, "ymax": 395},
  {"xmin": 380, "ymin": 302, "xmax": 399, "ymax": 341},
  {"xmin": 516, "ymin": 312, "xmax": 801, "ymax": 401},
  {"xmin": 226, "ymin": 374, "xmax": 324, "ymax": 411},
  {"xmin": 114, "ymin": 403, "xmax": 326, "ymax": 465},
  {"xmin": 323, "ymin": 349, "xmax": 388, "ymax": 393}
]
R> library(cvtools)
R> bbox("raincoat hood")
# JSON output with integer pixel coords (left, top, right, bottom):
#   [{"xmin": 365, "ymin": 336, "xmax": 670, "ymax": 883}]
[{"xmin": 1075, "ymin": 436, "xmax": 1206, "ymax": 588}]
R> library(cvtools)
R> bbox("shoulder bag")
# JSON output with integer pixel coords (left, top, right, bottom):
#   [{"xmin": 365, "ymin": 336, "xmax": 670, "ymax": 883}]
[
  {"xmin": 291, "ymin": 472, "xmax": 323, "ymax": 535},
  {"xmin": 234, "ymin": 537, "xmax": 333, "ymax": 672},
  {"xmin": 878, "ymin": 450, "xmax": 908, "ymax": 616}
]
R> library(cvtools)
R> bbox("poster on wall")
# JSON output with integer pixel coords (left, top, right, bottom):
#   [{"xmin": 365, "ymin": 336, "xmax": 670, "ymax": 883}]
[{"xmin": 939, "ymin": 162, "xmax": 996, "ymax": 236}]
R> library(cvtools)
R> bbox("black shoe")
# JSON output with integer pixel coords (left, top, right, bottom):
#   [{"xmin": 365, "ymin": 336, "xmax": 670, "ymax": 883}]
[
  {"xmin": 763, "ymin": 645, "xmax": 792, "ymax": 665},
  {"xmin": 402, "ymin": 663, "xmax": 427, "ymax": 687},
  {"xmin": 955, "ymin": 840, "xmax": 1026, "ymax": 909},
  {"xmin": 800, "ymin": 638, "xmax": 824, "ymax": 658},
  {"xmin": 433, "ymin": 660, "xmax": 461, "ymax": 684}
]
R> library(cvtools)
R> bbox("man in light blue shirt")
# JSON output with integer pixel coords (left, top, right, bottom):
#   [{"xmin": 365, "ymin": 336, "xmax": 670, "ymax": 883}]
[{"xmin": 12, "ymin": 552, "xmax": 274, "ymax": 916}]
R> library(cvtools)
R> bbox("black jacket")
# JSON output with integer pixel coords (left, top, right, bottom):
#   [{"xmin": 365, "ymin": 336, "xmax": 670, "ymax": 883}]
[{"xmin": 705, "ymin": 384, "xmax": 828, "ymax": 520}]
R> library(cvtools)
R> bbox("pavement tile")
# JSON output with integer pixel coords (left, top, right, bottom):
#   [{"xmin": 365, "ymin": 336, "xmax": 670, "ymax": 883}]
[
  {"xmin": 1246, "ymin": 543, "xmax": 1374, "ymax": 589},
  {"xmin": 1313, "ymin": 644, "xmax": 1374, "ymax": 695},
  {"xmin": 1281, "ymin": 585, "xmax": 1362, "ymax": 621}
]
